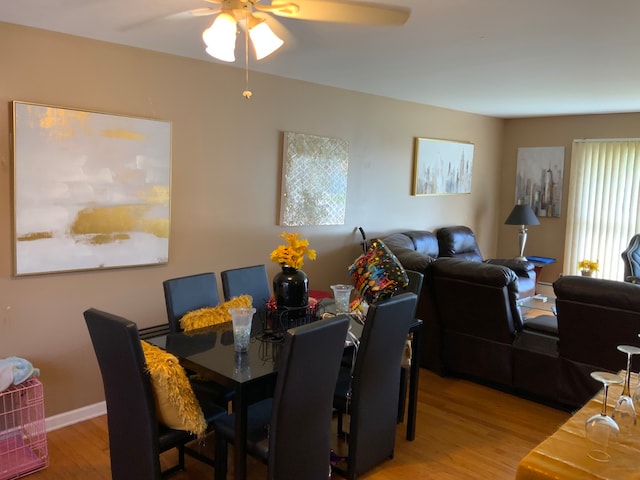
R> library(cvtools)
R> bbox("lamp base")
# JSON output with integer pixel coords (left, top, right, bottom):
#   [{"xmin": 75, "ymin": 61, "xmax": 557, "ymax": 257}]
[
  {"xmin": 517, "ymin": 226, "xmax": 528, "ymax": 260},
  {"xmin": 515, "ymin": 255, "xmax": 527, "ymax": 262}
]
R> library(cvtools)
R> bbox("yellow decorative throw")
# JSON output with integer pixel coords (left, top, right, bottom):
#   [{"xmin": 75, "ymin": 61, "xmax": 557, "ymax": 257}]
[
  {"xmin": 179, "ymin": 295, "xmax": 253, "ymax": 332},
  {"xmin": 140, "ymin": 340, "xmax": 207, "ymax": 437}
]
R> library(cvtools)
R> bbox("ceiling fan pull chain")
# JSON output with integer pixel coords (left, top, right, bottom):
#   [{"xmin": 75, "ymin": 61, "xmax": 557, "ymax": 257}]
[{"xmin": 242, "ymin": 7, "xmax": 252, "ymax": 99}]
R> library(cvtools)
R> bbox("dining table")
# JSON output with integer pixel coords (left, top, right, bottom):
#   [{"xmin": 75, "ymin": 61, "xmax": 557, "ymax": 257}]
[{"xmin": 146, "ymin": 298, "xmax": 422, "ymax": 480}]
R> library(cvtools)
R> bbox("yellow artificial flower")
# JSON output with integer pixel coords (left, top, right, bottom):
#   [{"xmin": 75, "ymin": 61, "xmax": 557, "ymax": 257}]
[
  {"xmin": 270, "ymin": 231, "xmax": 316, "ymax": 270},
  {"xmin": 577, "ymin": 259, "xmax": 599, "ymax": 272}
]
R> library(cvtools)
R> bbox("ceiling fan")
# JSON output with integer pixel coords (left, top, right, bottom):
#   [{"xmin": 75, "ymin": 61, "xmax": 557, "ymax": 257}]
[{"xmin": 187, "ymin": 0, "xmax": 411, "ymax": 97}]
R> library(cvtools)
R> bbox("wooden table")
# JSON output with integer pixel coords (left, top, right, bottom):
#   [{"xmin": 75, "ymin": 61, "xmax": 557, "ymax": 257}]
[{"xmin": 516, "ymin": 372, "xmax": 640, "ymax": 480}]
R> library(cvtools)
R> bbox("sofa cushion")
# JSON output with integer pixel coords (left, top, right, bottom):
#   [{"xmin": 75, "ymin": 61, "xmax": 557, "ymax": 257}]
[
  {"xmin": 381, "ymin": 232, "xmax": 415, "ymax": 251},
  {"xmin": 436, "ymin": 226, "xmax": 483, "ymax": 262},
  {"xmin": 382, "ymin": 232, "xmax": 436, "ymax": 272},
  {"xmin": 404, "ymin": 230, "xmax": 440, "ymax": 257},
  {"xmin": 486, "ymin": 258, "xmax": 534, "ymax": 275},
  {"xmin": 523, "ymin": 314, "xmax": 558, "ymax": 335}
]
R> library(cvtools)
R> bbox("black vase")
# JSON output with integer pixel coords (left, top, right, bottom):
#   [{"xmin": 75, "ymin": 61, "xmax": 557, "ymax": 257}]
[{"xmin": 273, "ymin": 266, "xmax": 309, "ymax": 309}]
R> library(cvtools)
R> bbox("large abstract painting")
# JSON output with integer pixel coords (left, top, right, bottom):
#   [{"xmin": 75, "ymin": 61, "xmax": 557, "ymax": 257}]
[
  {"xmin": 413, "ymin": 137, "xmax": 474, "ymax": 195},
  {"xmin": 515, "ymin": 146, "xmax": 565, "ymax": 217},
  {"xmin": 12, "ymin": 102, "xmax": 171, "ymax": 276},
  {"xmin": 279, "ymin": 132, "xmax": 348, "ymax": 226}
]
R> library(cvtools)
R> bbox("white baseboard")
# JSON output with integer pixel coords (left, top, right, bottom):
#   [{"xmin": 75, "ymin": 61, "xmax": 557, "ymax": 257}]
[{"xmin": 45, "ymin": 401, "xmax": 106, "ymax": 432}]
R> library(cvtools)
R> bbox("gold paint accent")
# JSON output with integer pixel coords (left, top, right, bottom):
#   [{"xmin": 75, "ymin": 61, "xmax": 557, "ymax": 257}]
[
  {"xmin": 33, "ymin": 105, "xmax": 90, "ymax": 141},
  {"xmin": 83, "ymin": 233, "xmax": 131, "ymax": 245},
  {"xmin": 69, "ymin": 205, "xmax": 169, "ymax": 240},
  {"xmin": 139, "ymin": 185, "xmax": 170, "ymax": 205},
  {"xmin": 17, "ymin": 231, "xmax": 54, "ymax": 242},
  {"xmin": 102, "ymin": 128, "xmax": 145, "ymax": 140}
]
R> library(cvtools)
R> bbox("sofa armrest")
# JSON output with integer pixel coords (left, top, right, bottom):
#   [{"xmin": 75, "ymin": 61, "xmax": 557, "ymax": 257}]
[
  {"xmin": 389, "ymin": 246, "xmax": 435, "ymax": 272},
  {"xmin": 485, "ymin": 258, "xmax": 534, "ymax": 276}
]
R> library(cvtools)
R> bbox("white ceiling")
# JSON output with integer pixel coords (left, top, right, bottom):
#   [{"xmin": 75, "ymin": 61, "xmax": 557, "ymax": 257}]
[{"xmin": 2, "ymin": 0, "xmax": 639, "ymax": 118}]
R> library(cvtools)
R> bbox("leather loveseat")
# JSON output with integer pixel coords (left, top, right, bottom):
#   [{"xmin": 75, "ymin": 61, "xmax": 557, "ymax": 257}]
[
  {"xmin": 397, "ymin": 255, "xmax": 640, "ymax": 408},
  {"xmin": 423, "ymin": 257, "xmax": 560, "ymax": 401},
  {"xmin": 552, "ymin": 275, "xmax": 640, "ymax": 406},
  {"xmin": 382, "ymin": 226, "xmax": 537, "ymax": 372},
  {"xmin": 382, "ymin": 226, "xmax": 537, "ymax": 298}
]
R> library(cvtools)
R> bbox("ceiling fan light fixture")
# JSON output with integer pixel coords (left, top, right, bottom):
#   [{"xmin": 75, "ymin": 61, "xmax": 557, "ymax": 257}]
[
  {"xmin": 202, "ymin": 12, "xmax": 237, "ymax": 62},
  {"xmin": 248, "ymin": 20, "xmax": 284, "ymax": 60}
]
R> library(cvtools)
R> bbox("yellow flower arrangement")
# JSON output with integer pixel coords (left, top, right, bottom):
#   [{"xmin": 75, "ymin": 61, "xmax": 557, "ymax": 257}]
[
  {"xmin": 577, "ymin": 259, "xmax": 599, "ymax": 272},
  {"xmin": 270, "ymin": 231, "xmax": 316, "ymax": 270}
]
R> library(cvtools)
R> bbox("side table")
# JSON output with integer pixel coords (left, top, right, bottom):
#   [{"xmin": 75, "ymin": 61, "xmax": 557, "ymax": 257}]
[{"xmin": 526, "ymin": 256, "xmax": 556, "ymax": 293}]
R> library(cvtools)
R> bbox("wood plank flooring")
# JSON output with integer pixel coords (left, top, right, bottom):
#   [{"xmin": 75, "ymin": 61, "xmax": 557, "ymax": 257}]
[{"xmin": 28, "ymin": 369, "xmax": 571, "ymax": 480}]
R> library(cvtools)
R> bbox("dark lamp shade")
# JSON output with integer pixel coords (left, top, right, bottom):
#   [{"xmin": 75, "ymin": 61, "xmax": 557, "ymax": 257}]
[{"xmin": 504, "ymin": 204, "xmax": 540, "ymax": 226}]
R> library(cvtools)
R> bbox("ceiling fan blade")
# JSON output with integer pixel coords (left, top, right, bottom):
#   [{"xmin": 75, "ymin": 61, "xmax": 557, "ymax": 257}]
[
  {"xmin": 268, "ymin": 0, "xmax": 410, "ymax": 25},
  {"xmin": 183, "ymin": 7, "xmax": 222, "ymax": 17}
]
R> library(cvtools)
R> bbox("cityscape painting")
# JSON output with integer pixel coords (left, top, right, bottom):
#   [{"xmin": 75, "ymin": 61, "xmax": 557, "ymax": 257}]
[
  {"xmin": 515, "ymin": 146, "xmax": 565, "ymax": 218},
  {"xmin": 413, "ymin": 138, "xmax": 474, "ymax": 196}
]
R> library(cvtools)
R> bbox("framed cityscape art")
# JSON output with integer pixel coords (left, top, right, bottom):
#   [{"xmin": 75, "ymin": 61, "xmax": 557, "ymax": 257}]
[
  {"xmin": 515, "ymin": 146, "xmax": 565, "ymax": 217},
  {"xmin": 413, "ymin": 137, "xmax": 474, "ymax": 195},
  {"xmin": 11, "ymin": 101, "xmax": 171, "ymax": 276}
]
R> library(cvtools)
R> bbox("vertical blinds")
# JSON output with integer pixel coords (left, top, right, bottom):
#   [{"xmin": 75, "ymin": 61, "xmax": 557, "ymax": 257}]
[{"xmin": 564, "ymin": 140, "xmax": 640, "ymax": 280}]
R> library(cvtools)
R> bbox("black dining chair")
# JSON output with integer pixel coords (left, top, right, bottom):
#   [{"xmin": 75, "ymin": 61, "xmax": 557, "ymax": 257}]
[
  {"xmin": 83, "ymin": 308, "xmax": 225, "ymax": 479},
  {"xmin": 162, "ymin": 272, "xmax": 234, "ymax": 408},
  {"xmin": 220, "ymin": 264, "xmax": 272, "ymax": 310},
  {"xmin": 397, "ymin": 270, "xmax": 423, "ymax": 422},
  {"xmin": 163, "ymin": 272, "xmax": 221, "ymax": 333},
  {"xmin": 333, "ymin": 292, "xmax": 418, "ymax": 480},
  {"xmin": 213, "ymin": 315, "xmax": 350, "ymax": 480}
]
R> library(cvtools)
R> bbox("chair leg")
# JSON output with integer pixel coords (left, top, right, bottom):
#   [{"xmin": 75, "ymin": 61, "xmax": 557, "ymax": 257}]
[
  {"xmin": 178, "ymin": 444, "xmax": 185, "ymax": 470},
  {"xmin": 160, "ymin": 444, "xmax": 186, "ymax": 478},
  {"xmin": 337, "ymin": 411, "xmax": 345, "ymax": 436},
  {"xmin": 397, "ymin": 367, "xmax": 408, "ymax": 423},
  {"xmin": 214, "ymin": 434, "xmax": 228, "ymax": 480}
]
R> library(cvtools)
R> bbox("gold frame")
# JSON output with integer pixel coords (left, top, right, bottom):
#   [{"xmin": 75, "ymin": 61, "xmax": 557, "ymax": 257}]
[
  {"xmin": 412, "ymin": 137, "xmax": 474, "ymax": 196},
  {"xmin": 11, "ymin": 101, "xmax": 172, "ymax": 276}
]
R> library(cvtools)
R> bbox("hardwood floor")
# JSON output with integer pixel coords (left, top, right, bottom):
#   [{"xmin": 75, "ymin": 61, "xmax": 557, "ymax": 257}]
[{"xmin": 29, "ymin": 369, "xmax": 570, "ymax": 479}]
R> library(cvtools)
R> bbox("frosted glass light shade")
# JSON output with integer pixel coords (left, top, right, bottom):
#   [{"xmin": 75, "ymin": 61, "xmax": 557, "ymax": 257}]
[
  {"xmin": 202, "ymin": 13, "xmax": 237, "ymax": 62},
  {"xmin": 249, "ymin": 22, "xmax": 284, "ymax": 60}
]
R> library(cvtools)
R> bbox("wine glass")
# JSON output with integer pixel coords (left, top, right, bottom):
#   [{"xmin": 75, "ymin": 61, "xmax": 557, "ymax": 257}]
[
  {"xmin": 612, "ymin": 345, "xmax": 640, "ymax": 436},
  {"xmin": 585, "ymin": 371, "xmax": 623, "ymax": 462},
  {"xmin": 633, "ymin": 334, "xmax": 640, "ymax": 412}
]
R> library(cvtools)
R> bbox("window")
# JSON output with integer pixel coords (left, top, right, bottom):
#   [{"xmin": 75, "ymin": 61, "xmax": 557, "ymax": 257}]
[{"xmin": 564, "ymin": 139, "xmax": 640, "ymax": 281}]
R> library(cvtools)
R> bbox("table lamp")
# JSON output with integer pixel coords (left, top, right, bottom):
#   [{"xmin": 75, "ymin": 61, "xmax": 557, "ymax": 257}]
[{"xmin": 504, "ymin": 204, "xmax": 540, "ymax": 260}]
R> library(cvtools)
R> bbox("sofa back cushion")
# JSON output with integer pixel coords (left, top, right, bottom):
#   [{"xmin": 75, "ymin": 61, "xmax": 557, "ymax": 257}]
[
  {"xmin": 554, "ymin": 275, "xmax": 640, "ymax": 370},
  {"xmin": 382, "ymin": 231, "xmax": 437, "ymax": 273},
  {"xmin": 436, "ymin": 226, "xmax": 483, "ymax": 262},
  {"xmin": 427, "ymin": 258, "xmax": 523, "ymax": 342}
]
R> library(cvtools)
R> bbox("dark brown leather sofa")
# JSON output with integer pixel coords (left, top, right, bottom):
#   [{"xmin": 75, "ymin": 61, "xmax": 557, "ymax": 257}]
[
  {"xmin": 553, "ymin": 275, "xmax": 640, "ymax": 407},
  {"xmin": 423, "ymin": 257, "xmax": 559, "ymax": 401},
  {"xmin": 382, "ymin": 226, "xmax": 537, "ymax": 372},
  {"xmin": 382, "ymin": 227, "xmax": 640, "ymax": 409}
]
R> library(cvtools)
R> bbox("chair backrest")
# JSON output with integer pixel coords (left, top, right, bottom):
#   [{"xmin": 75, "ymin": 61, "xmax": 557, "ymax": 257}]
[
  {"xmin": 268, "ymin": 315, "xmax": 350, "ymax": 480},
  {"xmin": 220, "ymin": 264, "xmax": 271, "ymax": 310},
  {"xmin": 348, "ymin": 292, "xmax": 417, "ymax": 477},
  {"xmin": 163, "ymin": 272, "xmax": 220, "ymax": 332},
  {"xmin": 84, "ymin": 308, "xmax": 162, "ymax": 480},
  {"xmin": 621, "ymin": 234, "xmax": 640, "ymax": 281},
  {"xmin": 402, "ymin": 269, "xmax": 424, "ymax": 296}
]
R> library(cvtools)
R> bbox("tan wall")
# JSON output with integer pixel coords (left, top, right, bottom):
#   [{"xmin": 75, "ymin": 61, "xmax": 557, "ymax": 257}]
[
  {"xmin": 0, "ymin": 22, "xmax": 503, "ymax": 417},
  {"xmin": 499, "ymin": 113, "xmax": 640, "ymax": 282}
]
